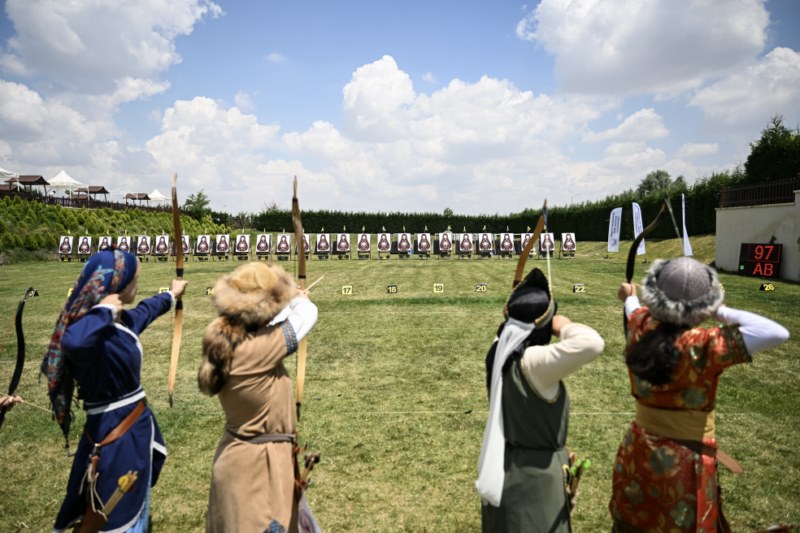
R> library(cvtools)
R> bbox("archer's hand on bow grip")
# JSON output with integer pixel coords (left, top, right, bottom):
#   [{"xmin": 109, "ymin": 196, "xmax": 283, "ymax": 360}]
[{"xmin": 171, "ymin": 279, "xmax": 189, "ymax": 299}]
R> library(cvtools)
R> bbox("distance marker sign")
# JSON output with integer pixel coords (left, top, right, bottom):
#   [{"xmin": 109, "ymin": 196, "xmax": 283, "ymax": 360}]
[{"xmin": 738, "ymin": 243, "xmax": 782, "ymax": 278}]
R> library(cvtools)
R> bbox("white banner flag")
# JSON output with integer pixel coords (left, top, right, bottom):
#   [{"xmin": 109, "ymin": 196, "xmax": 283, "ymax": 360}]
[
  {"xmin": 608, "ymin": 207, "xmax": 622, "ymax": 253},
  {"xmin": 632, "ymin": 202, "xmax": 646, "ymax": 256},
  {"xmin": 682, "ymin": 193, "xmax": 693, "ymax": 256}
]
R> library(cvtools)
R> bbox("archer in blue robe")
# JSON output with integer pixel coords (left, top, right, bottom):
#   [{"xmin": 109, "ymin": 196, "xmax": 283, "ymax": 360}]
[{"xmin": 53, "ymin": 291, "xmax": 174, "ymax": 531}]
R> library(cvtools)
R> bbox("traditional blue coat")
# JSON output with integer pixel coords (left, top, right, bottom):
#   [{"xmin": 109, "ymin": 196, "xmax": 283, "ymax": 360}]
[{"xmin": 54, "ymin": 291, "xmax": 173, "ymax": 531}]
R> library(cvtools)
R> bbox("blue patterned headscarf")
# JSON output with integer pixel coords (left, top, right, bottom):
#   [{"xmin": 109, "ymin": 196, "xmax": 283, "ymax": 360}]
[{"xmin": 41, "ymin": 249, "xmax": 139, "ymax": 444}]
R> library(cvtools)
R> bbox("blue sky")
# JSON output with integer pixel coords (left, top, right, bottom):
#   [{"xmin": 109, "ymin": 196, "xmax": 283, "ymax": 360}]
[{"xmin": 1, "ymin": 0, "xmax": 798, "ymax": 215}]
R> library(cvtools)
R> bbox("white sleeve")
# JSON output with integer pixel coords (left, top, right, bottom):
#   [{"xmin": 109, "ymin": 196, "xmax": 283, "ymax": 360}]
[
  {"xmin": 714, "ymin": 305, "xmax": 789, "ymax": 354},
  {"xmin": 269, "ymin": 297, "xmax": 318, "ymax": 341},
  {"xmin": 624, "ymin": 295, "xmax": 641, "ymax": 318},
  {"xmin": 519, "ymin": 323, "xmax": 605, "ymax": 401}
]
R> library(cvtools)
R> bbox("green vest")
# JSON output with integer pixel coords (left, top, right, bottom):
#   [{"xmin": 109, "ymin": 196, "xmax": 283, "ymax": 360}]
[{"xmin": 482, "ymin": 357, "xmax": 572, "ymax": 533}]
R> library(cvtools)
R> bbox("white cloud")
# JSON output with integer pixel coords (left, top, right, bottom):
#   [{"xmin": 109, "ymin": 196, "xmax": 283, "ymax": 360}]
[
  {"xmin": 234, "ymin": 91, "xmax": 255, "ymax": 112},
  {"xmin": 602, "ymin": 142, "xmax": 666, "ymax": 171},
  {"xmin": 283, "ymin": 121, "xmax": 360, "ymax": 162},
  {"xmin": 143, "ymin": 96, "xmax": 291, "ymax": 208},
  {"xmin": 1, "ymin": 0, "xmax": 221, "ymax": 101},
  {"xmin": 675, "ymin": 143, "xmax": 718, "ymax": 159},
  {"xmin": 585, "ymin": 108, "xmax": 668, "ymax": 142},
  {"xmin": 689, "ymin": 47, "xmax": 800, "ymax": 129},
  {"xmin": 520, "ymin": 0, "xmax": 769, "ymax": 95},
  {"xmin": 266, "ymin": 52, "xmax": 287, "ymax": 63},
  {"xmin": 0, "ymin": 80, "xmax": 105, "ymax": 165},
  {"xmin": 342, "ymin": 55, "xmax": 416, "ymax": 141},
  {"xmin": 134, "ymin": 56, "xmax": 663, "ymax": 213},
  {"xmin": 0, "ymin": 2, "xmax": 795, "ymax": 216}
]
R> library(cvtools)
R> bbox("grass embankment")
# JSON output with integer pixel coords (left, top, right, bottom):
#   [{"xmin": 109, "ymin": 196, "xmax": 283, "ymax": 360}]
[{"xmin": 0, "ymin": 235, "xmax": 797, "ymax": 531}]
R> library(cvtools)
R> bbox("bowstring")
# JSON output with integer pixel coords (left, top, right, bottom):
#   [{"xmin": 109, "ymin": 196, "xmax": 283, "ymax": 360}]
[
  {"xmin": 544, "ymin": 207, "xmax": 553, "ymax": 296},
  {"xmin": 546, "ymin": 236, "xmax": 553, "ymax": 296}
]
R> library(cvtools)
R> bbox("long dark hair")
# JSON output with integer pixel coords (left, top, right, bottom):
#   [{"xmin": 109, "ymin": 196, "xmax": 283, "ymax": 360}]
[{"xmin": 625, "ymin": 323, "xmax": 686, "ymax": 385}]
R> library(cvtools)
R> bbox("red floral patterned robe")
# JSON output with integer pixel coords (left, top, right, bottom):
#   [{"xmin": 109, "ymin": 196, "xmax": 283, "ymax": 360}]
[{"xmin": 610, "ymin": 307, "xmax": 750, "ymax": 532}]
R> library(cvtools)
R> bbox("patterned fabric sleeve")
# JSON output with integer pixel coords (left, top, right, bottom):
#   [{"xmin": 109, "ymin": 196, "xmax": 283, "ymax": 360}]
[
  {"xmin": 710, "ymin": 323, "xmax": 752, "ymax": 368},
  {"xmin": 626, "ymin": 307, "xmax": 654, "ymax": 345},
  {"xmin": 280, "ymin": 321, "xmax": 298, "ymax": 354},
  {"xmin": 677, "ymin": 322, "xmax": 752, "ymax": 375}
]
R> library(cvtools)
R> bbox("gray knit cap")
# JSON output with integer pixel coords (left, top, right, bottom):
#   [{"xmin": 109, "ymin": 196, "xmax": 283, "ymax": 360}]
[{"xmin": 640, "ymin": 257, "xmax": 724, "ymax": 326}]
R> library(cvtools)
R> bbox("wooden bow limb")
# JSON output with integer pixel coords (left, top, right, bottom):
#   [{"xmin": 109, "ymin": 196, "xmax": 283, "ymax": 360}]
[
  {"xmin": 623, "ymin": 197, "xmax": 682, "ymax": 337},
  {"xmin": 168, "ymin": 173, "xmax": 184, "ymax": 407},
  {"xmin": 291, "ymin": 176, "xmax": 308, "ymax": 420},
  {"xmin": 0, "ymin": 287, "xmax": 37, "ymax": 430},
  {"xmin": 512, "ymin": 200, "xmax": 547, "ymax": 288}
]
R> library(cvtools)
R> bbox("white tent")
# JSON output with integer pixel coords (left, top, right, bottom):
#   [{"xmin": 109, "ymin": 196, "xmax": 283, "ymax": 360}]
[
  {"xmin": 48, "ymin": 170, "xmax": 85, "ymax": 194},
  {"xmin": 148, "ymin": 189, "xmax": 170, "ymax": 204},
  {"xmin": 0, "ymin": 166, "xmax": 19, "ymax": 180}
]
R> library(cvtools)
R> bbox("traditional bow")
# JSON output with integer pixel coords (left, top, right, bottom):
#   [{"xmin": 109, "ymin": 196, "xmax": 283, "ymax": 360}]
[
  {"xmin": 291, "ymin": 176, "xmax": 308, "ymax": 420},
  {"xmin": 0, "ymin": 287, "xmax": 38, "ymax": 430},
  {"xmin": 512, "ymin": 200, "xmax": 548, "ymax": 288},
  {"xmin": 168, "ymin": 173, "xmax": 184, "ymax": 407},
  {"xmin": 623, "ymin": 196, "xmax": 681, "ymax": 336}
]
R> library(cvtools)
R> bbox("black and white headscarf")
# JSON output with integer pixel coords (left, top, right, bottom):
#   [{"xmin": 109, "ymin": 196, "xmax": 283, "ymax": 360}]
[{"xmin": 476, "ymin": 268, "xmax": 555, "ymax": 507}]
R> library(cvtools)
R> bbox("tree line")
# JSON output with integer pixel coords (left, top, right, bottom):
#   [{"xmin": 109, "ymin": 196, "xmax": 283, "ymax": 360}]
[{"xmin": 1, "ymin": 116, "xmax": 797, "ymax": 258}]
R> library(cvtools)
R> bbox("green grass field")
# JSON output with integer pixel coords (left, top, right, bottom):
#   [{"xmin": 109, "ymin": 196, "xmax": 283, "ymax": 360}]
[{"xmin": 1, "ymin": 236, "xmax": 797, "ymax": 532}]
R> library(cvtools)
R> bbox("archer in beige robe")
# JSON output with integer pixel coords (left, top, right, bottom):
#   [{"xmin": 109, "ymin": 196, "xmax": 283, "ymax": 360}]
[{"xmin": 206, "ymin": 296, "xmax": 318, "ymax": 533}]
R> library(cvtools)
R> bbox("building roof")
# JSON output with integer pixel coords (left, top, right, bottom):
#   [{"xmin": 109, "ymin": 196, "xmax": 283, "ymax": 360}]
[
  {"xmin": 15, "ymin": 175, "xmax": 49, "ymax": 186},
  {"xmin": 125, "ymin": 193, "xmax": 151, "ymax": 200},
  {"xmin": 76, "ymin": 186, "xmax": 111, "ymax": 194}
]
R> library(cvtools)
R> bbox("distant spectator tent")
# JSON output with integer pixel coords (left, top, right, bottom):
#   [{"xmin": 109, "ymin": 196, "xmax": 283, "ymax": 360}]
[
  {"xmin": 4, "ymin": 174, "xmax": 48, "ymax": 195},
  {"xmin": 48, "ymin": 170, "xmax": 86, "ymax": 195},
  {"xmin": 75, "ymin": 186, "xmax": 111, "ymax": 203},
  {"xmin": 125, "ymin": 193, "xmax": 151, "ymax": 206},
  {"xmin": 148, "ymin": 189, "xmax": 170, "ymax": 205}
]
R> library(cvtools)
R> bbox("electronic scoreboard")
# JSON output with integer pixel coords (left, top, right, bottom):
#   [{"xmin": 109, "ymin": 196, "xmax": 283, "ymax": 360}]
[{"xmin": 738, "ymin": 243, "xmax": 782, "ymax": 277}]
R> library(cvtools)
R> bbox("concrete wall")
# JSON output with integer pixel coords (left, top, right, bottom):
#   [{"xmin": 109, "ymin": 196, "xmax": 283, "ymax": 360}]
[{"xmin": 715, "ymin": 190, "xmax": 800, "ymax": 281}]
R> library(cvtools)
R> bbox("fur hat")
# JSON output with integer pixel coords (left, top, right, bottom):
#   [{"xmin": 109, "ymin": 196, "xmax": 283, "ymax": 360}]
[
  {"xmin": 505, "ymin": 268, "xmax": 555, "ymax": 327},
  {"xmin": 211, "ymin": 262, "xmax": 297, "ymax": 326},
  {"xmin": 640, "ymin": 257, "xmax": 724, "ymax": 326},
  {"xmin": 199, "ymin": 262, "xmax": 297, "ymax": 396}
]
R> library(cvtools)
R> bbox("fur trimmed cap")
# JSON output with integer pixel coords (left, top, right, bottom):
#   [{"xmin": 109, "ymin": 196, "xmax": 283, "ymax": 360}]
[
  {"xmin": 211, "ymin": 262, "xmax": 297, "ymax": 326},
  {"xmin": 640, "ymin": 257, "xmax": 724, "ymax": 326}
]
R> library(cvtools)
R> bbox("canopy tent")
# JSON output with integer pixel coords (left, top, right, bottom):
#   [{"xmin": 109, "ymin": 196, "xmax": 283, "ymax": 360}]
[
  {"xmin": 0, "ymin": 166, "xmax": 19, "ymax": 180},
  {"xmin": 48, "ymin": 170, "xmax": 85, "ymax": 194},
  {"xmin": 148, "ymin": 189, "xmax": 170, "ymax": 204},
  {"xmin": 125, "ymin": 193, "xmax": 151, "ymax": 206},
  {"xmin": 7, "ymin": 175, "xmax": 49, "ymax": 195},
  {"xmin": 75, "ymin": 185, "xmax": 111, "ymax": 203}
]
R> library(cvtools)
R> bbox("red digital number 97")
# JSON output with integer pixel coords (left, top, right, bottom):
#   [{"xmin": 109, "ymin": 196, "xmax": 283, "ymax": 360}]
[{"xmin": 753, "ymin": 245, "xmax": 774, "ymax": 261}]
